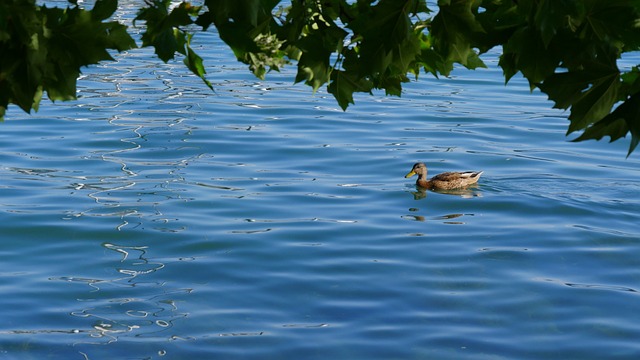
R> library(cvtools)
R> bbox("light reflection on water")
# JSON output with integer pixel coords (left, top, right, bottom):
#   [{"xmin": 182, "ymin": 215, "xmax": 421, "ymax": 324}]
[{"xmin": 2, "ymin": 2, "xmax": 640, "ymax": 360}]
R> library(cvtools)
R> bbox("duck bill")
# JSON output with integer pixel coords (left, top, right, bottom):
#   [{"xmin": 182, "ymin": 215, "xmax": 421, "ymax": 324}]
[{"xmin": 404, "ymin": 170, "xmax": 416, "ymax": 178}]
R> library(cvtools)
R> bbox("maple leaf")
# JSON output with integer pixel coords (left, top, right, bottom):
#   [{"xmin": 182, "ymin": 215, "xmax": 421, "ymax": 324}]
[
  {"xmin": 327, "ymin": 70, "xmax": 373, "ymax": 110},
  {"xmin": 431, "ymin": 0, "xmax": 487, "ymax": 70},
  {"xmin": 538, "ymin": 67, "xmax": 620, "ymax": 133},
  {"xmin": 574, "ymin": 91, "xmax": 640, "ymax": 157}
]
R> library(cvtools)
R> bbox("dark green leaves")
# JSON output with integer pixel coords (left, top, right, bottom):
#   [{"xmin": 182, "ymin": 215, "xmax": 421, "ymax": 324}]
[
  {"xmin": 571, "ymin": 60, "xmax": 640, "ymax": 157},
  {"xmin": 136, "ymin": 0, "xmax": 211, "ymax": 89},
  {"xmin": 196, "ymin": 0, "xmax": 282, "ymax": 80},
  {"xmin": 136, "ymin": 0, "xmax": 201, "ymax": 62},
  {"xmin": 573, "ymin": 92, "xmax": 640, "ymax": 157},
  {"xmin": 350, "ymin": 0, "xmax": 420, "ymax": 74},
  {"xmin": 488, "ymin": 0, "xmax": 640, "ymax": 154},
  {"xmin": 293, "ymin": 13, "xmax": 347, "ymax": 92},
  {"xmin": 431, "ymin": 0, "xmax": 486, "ymax": 74},
  {"xmin": 539, "ymin": 68, "xmax": 620, "ymax": 133},
  {"xmin": 324, "ymin": 0, "xmax": 427, "ymax": 108},
  {"xmin": 3, "ymin": 0, "xmax": 640, "ymax": 155},
  {"xmin": 0, "ymin": 0, "xmax": 135, "ymax": 119},
  {"xmin": 185, "ymin": 0, "xmax": 640, "ymax": 153},
  {"xmin": 328, "ymin": 70, "xmax": 373, "ymax": 110},
  {"xmin": 91, "ymin": 0, "xmax": 118, "ymax": 21},
  {"xmin": 500, "ymin": 26, "xmax": 561, "ymax": 87},
  {"xmin": 582, "ymin": 0, "xmax": 640, "ymax": 52}
]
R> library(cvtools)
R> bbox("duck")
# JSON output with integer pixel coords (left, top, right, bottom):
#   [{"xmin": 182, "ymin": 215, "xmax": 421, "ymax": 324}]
[{"xmin": 404, "ymin": 162, "xmax": 483, "ymax": 190}]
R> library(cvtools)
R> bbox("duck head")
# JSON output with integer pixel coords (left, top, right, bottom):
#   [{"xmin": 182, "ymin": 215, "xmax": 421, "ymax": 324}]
[{"xmin": 405, "ymin": 162, "xmax": 427, "ymax": 178}]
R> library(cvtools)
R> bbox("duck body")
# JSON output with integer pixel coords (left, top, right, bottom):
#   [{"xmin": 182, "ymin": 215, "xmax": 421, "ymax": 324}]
[{"xmin": 405, "ymin": 162, "xmax": 483, "ymax": 190}]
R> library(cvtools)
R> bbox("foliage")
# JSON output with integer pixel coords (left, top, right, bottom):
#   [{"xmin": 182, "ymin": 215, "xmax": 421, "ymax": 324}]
[
  {"xmin": 2, "ymin": 0, "xmax": 640, "ymax": 155},
  {"xmin": 136, "ymin": 0, "xmax": 212, "ymax": 89},
  {"xmin": 0, "ymin": 0, "xmax": 135, "ymax": 118}
]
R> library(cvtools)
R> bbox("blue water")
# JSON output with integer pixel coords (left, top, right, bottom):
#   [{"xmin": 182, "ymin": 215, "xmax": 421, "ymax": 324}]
[{"xmin": 2, "ymin": 2, "xmax": 640, "ymax": 359}]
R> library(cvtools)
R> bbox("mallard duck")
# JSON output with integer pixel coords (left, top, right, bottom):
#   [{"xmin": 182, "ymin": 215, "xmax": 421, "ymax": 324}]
[{"xmin": 404, "ymin": 162, "xmax": 483, "ymax": 190}]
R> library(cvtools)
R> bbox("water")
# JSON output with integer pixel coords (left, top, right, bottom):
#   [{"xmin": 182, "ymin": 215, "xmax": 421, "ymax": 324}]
[{"xmin": 2, "ymin": 3, "xmax": 640, "ymax": 359}]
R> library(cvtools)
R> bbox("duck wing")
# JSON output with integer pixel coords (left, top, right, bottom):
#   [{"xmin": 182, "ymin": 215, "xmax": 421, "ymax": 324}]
[{"xmin": 431, "ymin": 171, "xmax": 482, "ymax": 181}]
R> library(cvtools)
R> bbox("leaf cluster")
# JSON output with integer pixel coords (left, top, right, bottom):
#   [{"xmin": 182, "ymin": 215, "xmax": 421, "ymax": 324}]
[
  {"xmin": 482, "ymin": 0, "xmax": 640, "ymax": 156},
  {"xmin": 3, "ymin": 0, "xmax": 640, "ymax": 155},
  {"xmin": 0, "ymin": 0, "xmax": 135, "ymax": 118},
  {"xmin": 136, "ymin": 0, "xmax": 212, "ymax": 89},
  {"xmin": 129, "ymin": 0, "xmax": 640, "ymax": 155}
]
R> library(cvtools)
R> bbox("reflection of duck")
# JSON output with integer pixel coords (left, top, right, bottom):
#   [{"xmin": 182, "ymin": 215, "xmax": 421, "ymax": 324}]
[{"xmin": 405, "ymin": 162, "xmax": 483, "ymax": 190}]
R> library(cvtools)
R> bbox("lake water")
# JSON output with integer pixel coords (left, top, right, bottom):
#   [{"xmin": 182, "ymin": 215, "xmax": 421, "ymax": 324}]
[{"xmin": 2, "ymin": 2, "xmax": 640, "ymax": 359}]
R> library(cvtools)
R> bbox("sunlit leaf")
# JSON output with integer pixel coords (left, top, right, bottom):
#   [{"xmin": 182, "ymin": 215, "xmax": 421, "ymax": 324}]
[{"xmin": 184, "ymin": 46, "xmax": 213, "ymax": 90}]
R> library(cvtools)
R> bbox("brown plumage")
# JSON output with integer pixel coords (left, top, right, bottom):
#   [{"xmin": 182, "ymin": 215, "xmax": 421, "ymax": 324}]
[{"xmin": 404, "ymin": 162, "xmax": 483, "ymax": 190}]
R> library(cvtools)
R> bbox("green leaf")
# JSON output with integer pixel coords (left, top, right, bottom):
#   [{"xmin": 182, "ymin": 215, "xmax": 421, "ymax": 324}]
[
  {"xmin": 236, "ymin": 32, "xmax": 287, "ymax": 80},
  {"xmin": 582, "ymin": 0, "xmax": 640, "ymax": 52},
  {"xmin": 574, "ymin": 91, "xmax": 640, "ymax": 157},
  {"xmin": 137, "ymin": 1, "xmax": 200, "ymax": 62},
  {"xmin": 534, "ymin": 0, "xmax": 580, "ymax": 48},
  {"xmin": 431, "ymin": 0, "xmax": 487, "ymax": 70},
  {"xmin": 501, "ymin": 26, "xmax": 560, "ymax": 87},
  {"xmin": 413, "ymin": 34, "xmax": 446, "ymax": 77},
  {"xmin": 539, "ymin": 67, "xmax": 620, "ymax": 133},
  {"xmin": 200, "ymin": 0, "xmax": 283, "ymax": 81},
  {"xmin": 378, "ymin": 75, "xmax": 408, "ymax": 97},
  {"xmin": 328, "ymin": 70, "xmax": 373, "ymax": 110},
  {"xmin": 45, "ymin": 67, "xmax": 79, "ymax": 102},
  {"xmin": 135, "ymin": 1, "xmax": 216, "ymax": 90},
  {"xmin": 91, "ymin": 0, "xmax": 117, "ymax": 21},
  {"xmin": 392, "ymin": 34, "xmax": 422, "ymax": 74},
  {"xmin": 157, "ymin": 29, "xmax": 180, "ymax": 61},
  {"xmin": 168, "ymin": 2, "xmax": 201, "ymax": 27},
  {"xmin": 104, "ymin": 22, "xmax": 137, "ymax": 51},
  {"xmin": 294, "ymin": 20, "xmax": 346, "ymax": 91},
  {"xmin": 621, "ymin": 66, "xmax": 640, "ymax": 94},
  {"xmin": 0, "ymin": 1, "xmax": 136, "ymax": 120},
  {"xmin": 202, "ymin": 0, "xmax": 278, "ymax": 29},
  {"xmin": 349, "ymin": 0, "xmax": 423, "ymax": 75},
  {"xmin": 295, "ymin": 52, "xmax": 330, "ymax": 93},
  {"xmin": 184, "ymin": 45, "xmax": 213, "ymax": 90},
  {"xmin": 498, "ymin": 52, "xmax": 517, "ymax": 83},
  {"xmin": 199, "ymin": 0, "xmax": 278, "ymax": 53}
]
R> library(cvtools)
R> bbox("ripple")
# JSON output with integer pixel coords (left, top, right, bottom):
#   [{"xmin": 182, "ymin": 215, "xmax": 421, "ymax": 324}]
[{"xmin": 537, "ymin": 278, "xmax": 640, "ymax": 294}]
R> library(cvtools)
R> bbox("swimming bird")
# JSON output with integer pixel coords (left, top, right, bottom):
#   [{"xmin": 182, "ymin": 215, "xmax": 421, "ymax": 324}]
[{"xmin": 404, "ymin": 162, "xmax": 483, "ymax": 190}]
